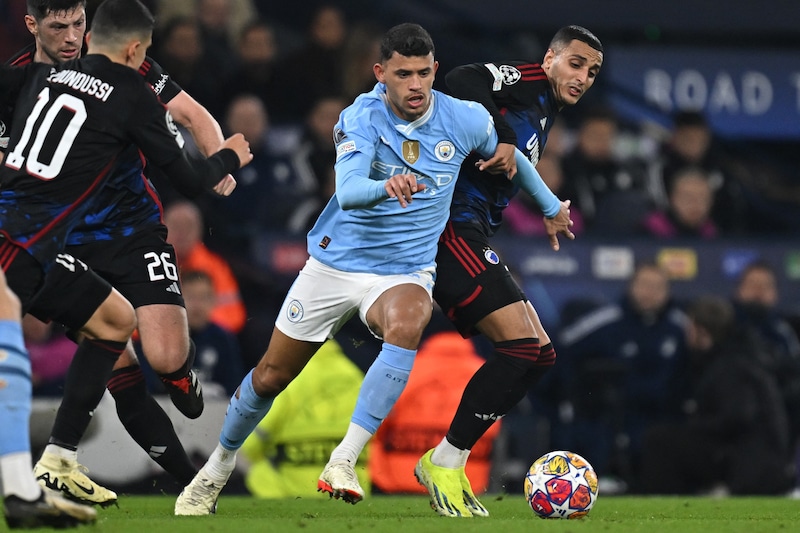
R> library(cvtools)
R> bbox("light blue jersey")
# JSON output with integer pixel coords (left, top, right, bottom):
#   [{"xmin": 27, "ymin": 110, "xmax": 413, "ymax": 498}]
[{"xmin": 307, "ymin": 83, "xmax": 497, "ymax": 275}]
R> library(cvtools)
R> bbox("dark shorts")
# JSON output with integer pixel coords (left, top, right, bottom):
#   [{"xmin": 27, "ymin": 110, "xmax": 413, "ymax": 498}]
[
  {"xmin": 3, "ymin": 245, "xmax": 113, "ymax": 332},
  {"xmin": 66, "ymin": 226, "xmax": 184, "ymax": 309},
  {"xmin": 433, "ymin": 222, "xmax": 525, "ymax": 338}
]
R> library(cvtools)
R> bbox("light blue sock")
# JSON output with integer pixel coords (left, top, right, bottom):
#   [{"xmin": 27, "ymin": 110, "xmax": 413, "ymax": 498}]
[
  {"xmin": 220, "ymin": 369, "xmax": 274, "ymax": 450},
  {"xmin": 351, "ymin": 342, "xmax": 416, "ymax": 433},
  {"xmin": 0, "ymin": 321, "xmax": 33, "ymax": 456}
]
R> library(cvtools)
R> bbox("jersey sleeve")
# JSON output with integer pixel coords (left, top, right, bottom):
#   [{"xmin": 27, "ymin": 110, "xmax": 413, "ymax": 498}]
[
  {"xmin": 139, "ymin": 56, "xmax": 182, "ymax": 104},
  {"xmin": 332, "ymin": 107, "xmax": 388, "ymax": 209},
  {"xmin": 457, "ymin": 99, "xmax": 499, "ymax": 160},
  {"xmin": 446, "ymin": 62, "xmax": 517, "ymax": 145}
]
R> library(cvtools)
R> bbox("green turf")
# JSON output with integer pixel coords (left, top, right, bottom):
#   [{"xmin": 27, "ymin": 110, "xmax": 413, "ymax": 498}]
[{"xmin": 7, "ymin": 494, "xmax": 800, "ymax": 532}]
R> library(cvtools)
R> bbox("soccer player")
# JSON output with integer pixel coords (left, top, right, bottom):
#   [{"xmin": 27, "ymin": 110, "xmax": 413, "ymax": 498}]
[
  {"xmin": 0, "ymin": 0, "xmax": 250, "ymax": 524},
  {"xmin": 174, "ymin": 22, "xmax": 572, "ymax": 515},
  {"xmin": 414, "ymin": 25, "xmax": 604, "ymax": 517},
  {"xmin": 2, "ymin": 0, "xmax": 239, "ymax": 505}
]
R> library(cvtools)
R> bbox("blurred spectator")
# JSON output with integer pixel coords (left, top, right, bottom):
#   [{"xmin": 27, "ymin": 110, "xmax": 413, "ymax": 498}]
[
  {"xmin": 151, "ymin": 16, "xmax": 226, "ymax": 117},
  {"xmin": 202, "ymin": 94, "xmax": 311, "ymax": 257},
  {"xmin": 504, "ymin": 153, "xmax": 585, "ymax": 237},
  {"xmin": 182, "ymin": 270, "xmax": 244, "ymax": 398},
  {"xmin": 288, "ymin": 95, "xmax": 347, "ymax": 233},
  {"xmin": 732, "ymin": 261, "xmax": 800, "ymax": 458},
  {"xmin": 640, "ymin": 166, "xmax": 719, "ymax": 239},
  {"xmin": 270, "ymin": 4, "xmax": 347, "ymax": 123},
  {"xmin": 25, "ymin": 315, "xmax": 75, "ymax": 397},
  {"xmin": 554, "ymin": 262, "xmax": 688, "ymax": 490},
  {"xmin": 560, "ymin": 107, "xmax": 649, "ymax": 234},
  {"xmin": 340, "ymin": 22, "xmax": 384, "ymax": 102},
  {"xmin": 240, "ymin": 339, "xmax": 369, "ymax": 499},
  {"xmin": 0, "ymin": 0, "xmax": 31, "ymax": 59},
  {"xmin": 164, "ymin": 199, "xmax": 247, "ymax": 334},
  {"xmin": 639, "ymin": 295, "xmax": 793, "ymax": 495},
  {"xmin": 645, "ymin": 110, "xmax": 750, "ymax": 234},
  {"xmin": 154, "ymin": 0, "xmax": 256, "ymax": 46},
  {"xmin": 368, "ymin": 331, "xmax": 500, "ymax": 494},
  {"xmin": 225, "ymin": 20, "xmax": 280, "ymax": 111}
]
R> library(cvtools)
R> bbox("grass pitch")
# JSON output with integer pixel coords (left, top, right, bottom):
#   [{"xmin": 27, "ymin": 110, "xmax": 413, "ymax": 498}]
[{"xmin": 10, "ymin": 494, "xmax": 800, "ymax": 532}]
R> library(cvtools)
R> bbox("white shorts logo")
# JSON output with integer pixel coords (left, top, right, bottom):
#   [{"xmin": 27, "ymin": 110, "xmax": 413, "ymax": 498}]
[
  {"xmin": 286, "ymin": 300, "xmax": 304, "ymax": 322},
  {"xmin": 434, "ymin": 140, "xmax": 455, "ymax": 161}
]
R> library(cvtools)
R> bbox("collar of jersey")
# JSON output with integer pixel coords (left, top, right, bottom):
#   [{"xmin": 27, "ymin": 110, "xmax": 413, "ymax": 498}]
[{"xmin": 378, "ymin": 87, "xmax": 435, "ymax": 136}]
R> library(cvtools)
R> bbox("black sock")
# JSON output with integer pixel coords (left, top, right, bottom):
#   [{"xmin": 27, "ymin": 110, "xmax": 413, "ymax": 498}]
[
  {"xmin": 446, "ymin": 338, "xmax": 539, "ymax": 450},
  {"xmin": 49, "ymin": 338, "xmax": 126, "ymax": 449},
  {"xmin": 108, "ymin": 366, "xmax": 198, "ymax": 486}
]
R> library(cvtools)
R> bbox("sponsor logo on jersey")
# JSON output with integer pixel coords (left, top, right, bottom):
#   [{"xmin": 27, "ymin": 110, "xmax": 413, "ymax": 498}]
[
  {"xmin": 287, "ymin": 300, "xmax": 304, "ymax": 322},
  {"xmin": 336, "ymin": 140, "xmax": 356, "ymax": 158},
  {"xmin": 434, "ymin": 140, "xmax": 455, "ymax": 161},
  {"xmin": 152, "ymin": 73, "xmax": 169, "ymax": 95},
  {"xmin": 484, "ymin": 248, "xmax": 500, "ymax": 265},
  {"xmin": 402, "ymin": 140, "xmax": 420, "ymax": 164},
  {"xmin": 499, "ymin": 65, "xmax": 522, "ymax": 85}
]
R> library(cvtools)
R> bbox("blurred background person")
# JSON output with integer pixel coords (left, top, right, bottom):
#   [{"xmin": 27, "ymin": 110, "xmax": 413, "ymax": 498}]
[
  {"xmin": 640, "ymin": 167, "xmax": 719, "ymax": 239},
  {"xmin": 639, "ymin": 295, "xmax": 793, "ymax": 495},
  {"xmin": 224, "ymin": 20, "xmax": 280, "ymax": 112},
  {"xmin": 24, "ymin": 316, "xmax": 75, "ymax": 398},
  {"xmin": 240, "ymin": 339, "xmax": 368, "ymax": 499},
  {"xmin": 553, "ymin": 262, "xmax": 688, "ymax": 492},
  {"xmin": 164, "ymin": 200, "xmax": 247, "ymax": 335}
]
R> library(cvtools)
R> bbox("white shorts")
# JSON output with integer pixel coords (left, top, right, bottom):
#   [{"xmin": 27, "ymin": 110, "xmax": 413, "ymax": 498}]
[{"xmin": 274, "ymin": 256, "xmax": 435, "ymax": 343}]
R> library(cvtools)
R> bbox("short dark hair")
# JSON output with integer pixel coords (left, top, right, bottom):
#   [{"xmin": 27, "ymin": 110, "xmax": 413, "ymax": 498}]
[
  {"xmin": 90, "ymin": 0, "xmax": 154, "ymax": 46},
  {"xmin": 379, "ymin": 23, "xmax": 434, "ymax": 62},
  {"xmin": 687, "ymin": 295, "xmax": 734, "ymax": 346},
  {"xmin": 550, "ymin": 25, "xmax": 603, "ymax": 54},
  {"xmin": 26, "ymin": 0, "xmax": 86, "ymax": 21}
]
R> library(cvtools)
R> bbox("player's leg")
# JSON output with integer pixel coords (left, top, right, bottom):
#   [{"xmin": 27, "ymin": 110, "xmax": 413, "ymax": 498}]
[
  {"xmin": 30, "ymin": 255, "xmax": 135, "ymax": 507},
  {"xmin": 320, "ymin": 273, "xmax": 433, "ymax": 505},
  {"xmin": 176, "ymin": 259, "xmax": 345, "ymax": 515},
  {"xmin": 0, "ymin": 258, "xmax": 96, "ymax": 528}
]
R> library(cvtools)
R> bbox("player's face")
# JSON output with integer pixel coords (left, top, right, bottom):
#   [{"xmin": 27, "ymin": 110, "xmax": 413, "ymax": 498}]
[
  {"xmin": 543, "ymin": 39, "xmax": 603, "ymax": 108},
  {"xmin": 374, "ymin": 52, "xmax": 438, "ymax": 122},
  {"xmin": 26, "ymin": 8, "xmax": 86, "ymax": 65}
]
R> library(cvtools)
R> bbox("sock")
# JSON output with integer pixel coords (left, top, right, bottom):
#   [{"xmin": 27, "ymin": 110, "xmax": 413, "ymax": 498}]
[
  {"xmin": 328, "ymin": 423, "xmax": 373, "ymax": 465},
  {"xmin": 0, "ymin": 321, "xmax": 40, "ymax": 500},
  {"xmin": 431, "ymin": 436, "xmax": 471, "ymax": 469},
  {"xmin": 219, "ymin": 369, "xmax": 274, "ymax": 450},
  {"xmin": 49, "ymin": 338, "xmax": 126, "ymax": 448},
  {"xmin": 446, "ymin": 338, "xmax": 539, "ymax": 450},
  {"xmin": 1, "ymin": 452, "xmax": 41, "ymax": 501},
  {"xmin": 205, "ymin": 443, "xmax": 238, "ymax": 481},
  {"xmin": 108, "ymin": 365, "xmax": 197, "ymax": 485},
  {"xmin": 42, "ymin": 444, "xmax": 77, "ymax": 462},
  {"xmin": 350, "ymin": 342, "xmax": 416, "ymax": 434}
]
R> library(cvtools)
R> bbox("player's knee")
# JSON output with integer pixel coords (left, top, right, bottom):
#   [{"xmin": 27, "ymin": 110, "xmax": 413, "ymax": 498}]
[
  {"xmin": 112, "ymin": 345, "xmax": 139, "ymax": 371},
  {"xmin": 251, "ymin": 363, "xmax": 294, "ymax": 397},
  {"xmin": 493, "ymin": 338, "xmax": 541, "ymax": 372}
]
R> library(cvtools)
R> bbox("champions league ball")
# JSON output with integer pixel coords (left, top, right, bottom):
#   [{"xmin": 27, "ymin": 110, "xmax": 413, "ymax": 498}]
[{"xmin": 524, "ymin": 450, "xmax": 598, "ymax": 519}]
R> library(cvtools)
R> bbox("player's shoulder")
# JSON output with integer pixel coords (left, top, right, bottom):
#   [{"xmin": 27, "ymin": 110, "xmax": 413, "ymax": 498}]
[
  {"xmin": 339, "ymin": 87, "xmax": 386, "ymax": 128},
  {"xmin": 436, "ymin": 90, "xmax": 491, "ymax": 126},
  {"xmin": 5, "ymin": 43, "xmax": 36, "ymax": 67}
]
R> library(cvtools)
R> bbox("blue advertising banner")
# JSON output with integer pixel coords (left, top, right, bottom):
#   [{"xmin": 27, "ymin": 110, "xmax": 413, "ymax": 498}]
[{"xmin": 605, "ymin": 46, "xmax": 800, "ymax": 139}]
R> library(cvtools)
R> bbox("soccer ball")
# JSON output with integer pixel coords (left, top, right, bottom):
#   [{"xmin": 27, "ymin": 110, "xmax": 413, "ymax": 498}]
[{"xmin": 524, "ymin": 450, "xmax": 598, "ymax": 519}]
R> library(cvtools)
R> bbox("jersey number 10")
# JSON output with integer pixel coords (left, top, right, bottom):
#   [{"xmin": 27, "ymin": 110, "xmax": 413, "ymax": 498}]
[{"xmin": 5, "ymin": 87, "xmax": 87, "ymax": 180}]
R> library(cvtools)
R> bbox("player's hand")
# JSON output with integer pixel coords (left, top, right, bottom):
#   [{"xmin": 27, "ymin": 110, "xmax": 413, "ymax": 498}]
[
  {"xmin": 476, "ymin": 142, "xmax": 517, "ymax": 178},
  {"xmin": 385, "ymin": 173, "xmax": 426, "ymax": 208},
  {"xmin": 543, "ymin": 200, "xmax": 575, "ymax": 251},
  {"xmin": 222, "ymin": 133, "xmax": 253, "ymax": 169},
  {"xmin": 212, "ymin": 174, "xmax": 237, "ymax": 196}
]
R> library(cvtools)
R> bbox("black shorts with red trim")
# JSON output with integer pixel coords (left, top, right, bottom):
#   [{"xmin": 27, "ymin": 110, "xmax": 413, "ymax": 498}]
[
  {"xmin": 433, "ymin": 221, "xmax": 525, "ymax": 337},
  {"xmin": 0, "ymin": 238, "xmax": 112, "ymax": 331}
]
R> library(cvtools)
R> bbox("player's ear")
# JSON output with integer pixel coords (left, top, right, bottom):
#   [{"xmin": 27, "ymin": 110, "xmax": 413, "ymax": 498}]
[
  {"xmin": 24, "ymin": 15, "xmax": 38, "ymax": 36},
  {"xmin": 125, "ymin": 40, "xmax": 141, "ymax": 65},
  {"xmin": 373, "ymin": 62, "xmax": 384, "ymax": 83},
  {"xmin": 85, "ymin": 31, "xmax": 93, "ymax": 46}
]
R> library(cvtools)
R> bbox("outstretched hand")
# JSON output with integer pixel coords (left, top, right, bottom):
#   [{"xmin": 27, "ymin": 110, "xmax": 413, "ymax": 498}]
[
  {"xmin": 543, "ymin": 200, "xmax": 575, "ymax": 251},
  {"xmin": 385, "ymin": 173, "xmax": 427, "ymax": 208},
  {"xmin": 476, "ymin": 142, "xmax": 517, "ymax": 178}
]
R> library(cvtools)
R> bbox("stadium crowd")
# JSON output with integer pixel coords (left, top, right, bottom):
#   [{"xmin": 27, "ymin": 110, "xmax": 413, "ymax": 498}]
[{"xmin": 4, "ymin": 0, "xmax": 800, "ymax": 504}]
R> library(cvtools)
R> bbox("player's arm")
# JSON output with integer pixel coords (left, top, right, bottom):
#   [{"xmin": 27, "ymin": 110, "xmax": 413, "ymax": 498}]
[
  {"xmin": 448, "ymin": 62, "xmax": 529, "ymax": 177},
  {"xmin": 141, "ymin": 56, "xmax": 236, "ymax": 195}
]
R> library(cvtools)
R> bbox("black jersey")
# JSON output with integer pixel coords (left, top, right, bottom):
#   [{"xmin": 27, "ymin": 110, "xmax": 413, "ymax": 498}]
[
  {"xmin": 446, "ymin": 61, "xmax": 559, "ymax": 235},
  {"xmin": 3, "ymin": 46, "xmax": 186, "ymax": 244},
  {"xmin": 0, "ymin": 54, "xmax": 238, "ymax": 269}
]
